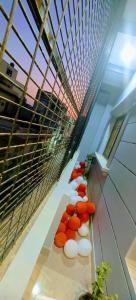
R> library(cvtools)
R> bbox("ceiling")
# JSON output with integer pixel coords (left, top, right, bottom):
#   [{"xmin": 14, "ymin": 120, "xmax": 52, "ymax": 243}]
[
  {"xmin": 103, "ymin": 63, "xmax": 134, "ymax": 88},
  {"xmin": 98, "ymin": 0, "xmax": 136, "ymax": 108},
  {"xmin": 109, "ymin": 32, "xmax": 136, "ymax": 71}
]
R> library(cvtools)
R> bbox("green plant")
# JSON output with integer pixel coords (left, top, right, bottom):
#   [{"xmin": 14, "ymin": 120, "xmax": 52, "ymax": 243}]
[
  {"xmin": 78, "ymin": 262, "xmax": 118, "ymax": 300},
  {"xmin": 84, "ymin": 154, "xmax": 94, "ymax": 179},
  {"xmin": 91, "ymin": 262, "xmax": 118, "ymax": 300}
]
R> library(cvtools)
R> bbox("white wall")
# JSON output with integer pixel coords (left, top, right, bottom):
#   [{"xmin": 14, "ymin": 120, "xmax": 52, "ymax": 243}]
[
  {"xmin": 78, "ymin": 103, "xmax": 105, "ymax": 161},
  {"xmin": 91, "ymin": 104, "xmax": 112, "ymax": 153},
  {"xmin": 91, "ymin": 110, "xmax": 136, "ymax": 299},
  {"xmin": 112, "ymin": 73, "xmax": 136, "ymax": 117},
  {"xmin": 123, "ymin": 0, "xmax": 136, "ymax": 23},
  {"xmin": 0, "ymin": 151, "xmax": 79, "ymax": 300},
  {"xmin": 98, "ymin": 123, "xmax": 111, "ymax": 154}
]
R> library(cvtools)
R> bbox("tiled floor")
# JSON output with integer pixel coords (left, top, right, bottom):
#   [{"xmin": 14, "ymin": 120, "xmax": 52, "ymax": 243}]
[{"xmin": 22, "ymin": 237, "xmax": 92, "ymax": 300}]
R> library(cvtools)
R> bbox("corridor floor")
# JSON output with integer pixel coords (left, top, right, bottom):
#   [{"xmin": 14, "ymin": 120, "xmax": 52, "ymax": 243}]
[{"xmin": 22, "ymin": 238, "xmax": 92, "ymax": 300}]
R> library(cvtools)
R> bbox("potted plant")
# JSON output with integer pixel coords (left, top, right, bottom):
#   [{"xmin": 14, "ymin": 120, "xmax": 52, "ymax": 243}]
[{"xmin": 78, "ymin": 262, "xmax": 118, "ymax": 300}]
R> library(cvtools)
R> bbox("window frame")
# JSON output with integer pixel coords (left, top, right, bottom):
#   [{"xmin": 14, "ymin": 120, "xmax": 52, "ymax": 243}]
[
  {"xmin": 103, "ymin": 114, "xmax": 126, "ymax": 160},
  {"xmin": 96, "ymin": 112, "xmax": 129, "ymax": 172}
]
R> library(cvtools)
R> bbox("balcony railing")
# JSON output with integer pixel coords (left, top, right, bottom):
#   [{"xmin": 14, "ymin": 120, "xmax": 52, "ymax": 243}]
[{"xmin": 0, "ymin": 0, "xmax": 115, "ymax": 262}]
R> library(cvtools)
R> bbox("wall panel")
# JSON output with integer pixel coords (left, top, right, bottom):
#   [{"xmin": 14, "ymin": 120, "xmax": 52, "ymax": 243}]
[
  {"xmin": 110, "ymin": 159, "xmax": 136, "ymax": 222},
  {"xmin": 91, "ymin": 110, "xmax": 136, "ymax": 298}
]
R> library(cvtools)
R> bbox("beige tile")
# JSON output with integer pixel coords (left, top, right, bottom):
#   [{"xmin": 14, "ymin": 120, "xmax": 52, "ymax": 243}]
[{"xmin": 23, "ymin": 237, "xmax": 92, "ymax": 300}]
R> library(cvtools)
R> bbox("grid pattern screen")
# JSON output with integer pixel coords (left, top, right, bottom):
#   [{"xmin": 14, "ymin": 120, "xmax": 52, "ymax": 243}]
[{"xmin": 0, "ymin": 0, "xmax": 114, "ymax": 262}]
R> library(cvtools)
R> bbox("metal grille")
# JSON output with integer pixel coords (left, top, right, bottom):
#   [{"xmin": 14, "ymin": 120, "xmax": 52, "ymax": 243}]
[{"xmin": 0, "ymin": 0, "xmax": 115, "ymax": 262}]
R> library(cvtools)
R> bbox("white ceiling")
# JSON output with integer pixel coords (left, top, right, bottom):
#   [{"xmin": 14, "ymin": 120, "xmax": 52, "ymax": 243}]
[
  {"xmin": 103, "ymin": 64, "xmax": 133, "ymax": 88},
  {"xmin": 109, "ymin": 32, "xmax": 136, "ymax": 71},
  {"xmin": 96, "ymin": 0, "xmax": 136, "ymax": 108}
]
